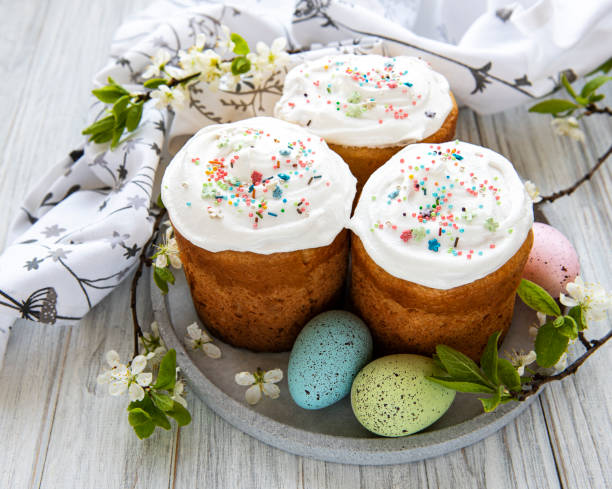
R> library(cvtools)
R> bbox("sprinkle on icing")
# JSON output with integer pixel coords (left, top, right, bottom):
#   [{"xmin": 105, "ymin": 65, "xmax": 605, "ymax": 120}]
[
  {"xmin": 161, "ymin": 117, "xmax": 356, "ymax": 254},
  {"xmin": 274, "ymin": 54, "xmax": 453, "ymax": 148},
  {"xmin": 351, "ymin": 141, "xmax": 533, "ymax": 289}
]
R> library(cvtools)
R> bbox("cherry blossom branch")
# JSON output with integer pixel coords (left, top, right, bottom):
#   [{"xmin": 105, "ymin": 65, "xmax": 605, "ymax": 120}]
[
  {"xmin": 131, "ymin": 209, "xmax": 166, "ymax": 358},
  {"xmin": 583, "ymin": 103, "xmax": 612, "ymax": 116},
  {"xmin": 535, "ymin": 142, "xmax": 612, "ymax": 205},
  {"xmin": 517, "ymin": 328, "xmax": 612, "ymax": 401}
]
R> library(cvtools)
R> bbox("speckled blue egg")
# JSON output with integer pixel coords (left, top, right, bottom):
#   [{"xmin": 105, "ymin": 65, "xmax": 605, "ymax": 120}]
[{"xmin": 288, "ymin": 310, "xmax": 373, "ymax": 410}]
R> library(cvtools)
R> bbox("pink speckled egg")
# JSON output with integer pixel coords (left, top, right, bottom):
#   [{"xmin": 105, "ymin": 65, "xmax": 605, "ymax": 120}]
[{"xmin": 522, "ymin": 222, "xmax": 580, "ymax": 298}]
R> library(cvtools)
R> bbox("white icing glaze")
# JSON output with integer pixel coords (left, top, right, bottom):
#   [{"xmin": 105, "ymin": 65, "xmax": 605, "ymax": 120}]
[
  {"xmin": 274, "ymin": 54, "xmax": 453, "ymax": 148},
  {"xmin": 351, "ymin": 141, "xmax": 534, "ymax": 289},
  {"xmin": 161, "ymin": 117, "xmax": 356, "ymax": 254}
]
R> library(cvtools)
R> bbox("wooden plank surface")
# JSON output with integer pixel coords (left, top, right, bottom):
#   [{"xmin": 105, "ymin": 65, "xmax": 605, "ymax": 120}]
[{"xmin": 0, "ymin": 1, "xmax": 610, "ymax": 488}]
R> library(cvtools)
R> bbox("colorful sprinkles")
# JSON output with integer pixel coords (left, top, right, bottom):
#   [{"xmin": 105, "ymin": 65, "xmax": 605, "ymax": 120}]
[
  {"xmin": 370, "ymin": 143, "xmax": 507, "ymax": 260},
  {"xmin": 285, "ymin": 57, "xmax": 434, "ymax": 123},
  {"xmin": 187, "ymin": 127, "xmax": 327, "ymax": 229}
]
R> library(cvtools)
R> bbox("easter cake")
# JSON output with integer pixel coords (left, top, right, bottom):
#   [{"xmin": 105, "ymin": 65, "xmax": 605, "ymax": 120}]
[
  {"xmin": 274, "ymin": 54, "xmax": 458, "ymax": 194},
  {"xmin": 350, "ymin": 141, "xmax": 534, "ymax": 360},
  {"xmin": 161, "ymin": 116, "xmax": 357, "ymax": 352}
]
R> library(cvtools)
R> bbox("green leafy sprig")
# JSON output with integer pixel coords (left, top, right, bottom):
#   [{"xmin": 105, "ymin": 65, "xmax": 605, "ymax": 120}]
[
  {"xmin": 428, "ymin": 279, "xmax": 611, "ymax": 412},
  {"xmin": 82, "ymin": 33, "xmax": 251, "ymax": 149},
  {"xmin": 127, "ymin": 349, "xmax": 191, "ymax": 439},
  {"xmin": 529, "ymin": 57, "xmax": 612, "ymax": 117}
]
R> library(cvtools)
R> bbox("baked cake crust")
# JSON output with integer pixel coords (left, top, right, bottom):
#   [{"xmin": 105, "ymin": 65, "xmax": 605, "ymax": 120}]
[
  {"xmin": 350, "ymin": 229, "xmax": 533, "ymax": 360},
  {"xmin": 175, "ymin": 228, "xmax": 350, "ymax": 352}
]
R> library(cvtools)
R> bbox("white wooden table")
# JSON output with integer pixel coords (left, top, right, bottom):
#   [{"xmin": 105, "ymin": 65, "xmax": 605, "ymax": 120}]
[{"xmin": 1, "ymin": 1, "xmax": 610, "ymax": 488}]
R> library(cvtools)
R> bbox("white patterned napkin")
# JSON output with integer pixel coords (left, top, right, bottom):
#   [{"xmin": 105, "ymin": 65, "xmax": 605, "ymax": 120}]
[{"xmin": 1, "ymin": 0, "xmax": 610, "ymax": 367}]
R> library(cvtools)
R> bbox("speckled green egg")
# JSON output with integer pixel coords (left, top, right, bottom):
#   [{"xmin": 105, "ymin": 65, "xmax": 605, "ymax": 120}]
[{"xmin": 351, "ymin": 354, "xmax": 455, "ymax": 437}]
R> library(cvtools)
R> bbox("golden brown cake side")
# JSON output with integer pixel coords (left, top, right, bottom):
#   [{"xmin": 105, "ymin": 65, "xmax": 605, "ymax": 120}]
[
  {"xmin": 175, "ymin": 228, "xmax": 350, "ymax": 352},
  {"xmin": 329, "ymin": 92, "xmax": 459, "ymax": 196},
  {"xmin": 350, "ymin": 229, "xmax": 534, "ymax": 361}
]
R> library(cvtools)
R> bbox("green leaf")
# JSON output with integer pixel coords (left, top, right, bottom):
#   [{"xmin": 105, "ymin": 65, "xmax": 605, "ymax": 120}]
[
  {"xmin": 561, "ymin": 73, "xmax": 577, "ymax": 100},
  {"xmin": 126, "ymin": 102, "xmax": 144, "ymax": 132},
  {"xmin": 128, "ymin": 406, "xmax": 157, "ymax": 439},
  {"xmin": 535, "ymin": 322, "xmax": 569, "ymax": 368},
  {"xmin": 574, "ymin": 95, "xmax": 589, "ymax": 106},
  {"xmin": 129, "ymin": 394, "xmax": 171, "ymax": 430},
  {"xmin": 427, "ymin": 376, "xmax": 495, "ymax": 393},
  {"xmin": 435, "ymin": 345, "xmax": 492, "ymax": 386},
  {"xmin": 128, "ymin": 407, "xmax": 151, "ymax": 426},
  {"xmin": 143, "ymin": 78, "xmax": 169, "ymax": 89},
  {"xmin": 498, "ymin": 358, "xmax": 522, "ymax": 391},
  {"xmin": 82, "ymin": 115, "xmax": 115, "ymax": 136},
  {"xmin": 231, "ymin": 56, "xmax": 251, "ymax": 76},
  {"xmin": 166, "ymin": 401, "xmax": 191, "ymax": 426},
  {"xmin": 528, "ymin": 99, "xmax": 578, "ymax": 114},
  {"xmin": 110, "ymin": 120, "xmax": 126, "ymax": 149},
  {"xmin": 517, "ymin": 279, "xmax": 561, "ymax": 316},
  {"xmin": 151, "ymin": 392, "xmax": 174, "ymax": 412},
  {"xmin": 112, "ymin": 95, "xmax": 131, "ymax": 117},
  {"xmin": 91, "ymin": 129, "xmax": 114, "ymax": 144},
  {"xmin": 231, "ymin": 33, "xmax": 250, "ymax": 55},
  {"xmin": 92, "ymin": 86, "xmax": 128, "ymax": 104},
  {"xmin": 431, "ymin": 354, "xmax": 445, "ymax": 372},
  {"xmin": 480, "ymin": 331, "xmax": 501, "ymax": 385},
  {"xmin": 153, "ymin": 349, "xmax": 177, "ymax": 391},
  {"xmin": 588, "ymin": 93, "xmax": 605, "ymax": 103},
  {"xmin": 557, "ymin": 316, "xmax": 578, "ymax": 340},
  {"xmin": 580, "ymin": 75, "xmax": 612, "ymax": 98},
  {"xmin": 568, "ymin": 305, "xmax": 586, "ymax": 331},
  {"xmin": 153, "ymin": 267, "xmax": 169, "ymax": 294},
  {"xmin": 131, "ymin": 419, "xmax": 156, "ymax": 439},
  {"xmin": 155, "ymin": 266, "xmax": 175, "ymax": 285},
  {"xmin": 479, "ymin": 385, "xmax": 503, "ymax": 413},
  {"xmin": 587, "ymin": 57, "xmax": 612, "ymax": 75}
]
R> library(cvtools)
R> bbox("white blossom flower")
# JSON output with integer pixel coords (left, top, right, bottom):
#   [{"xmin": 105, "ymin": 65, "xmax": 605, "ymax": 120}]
[
  {"xmin": 216, "ymin": 25, "xmax": 235, "ymax": 54},
  {"xmin": 560, "ymin": 276, "xmax": 612, "ymax": 322},
  {"xmin": 524, "ymin": 180, "xmax": 542, "ymax": 203},
  {"xmin": 247, "ymin": 38, "xmax": 290, "ymax": 73},
  {"xmin": 185, "ymin": 322, "xmax": 221, "ymax": 359},
  {"xmin": 529, "ymin": 311, "xmax": 548, "ymax": 338},
  {"xmin": 194, "ymin": 32, "xmax": 206, "ymax": 51},
  {"xmin": 509, "ymin": 350, "xmax": 537, "ymax": 376},
  {"xmin": 155, "ymin": 226, "xmax": 182, "ymax": 269},
  {"xmin": 235, "ymin": 368, "xmax": 283, "ymax": 405},
  {"xmin": 171, "ymin": 379, "xmax": 187, "ymax": 407},
  {"xmin": 142, "ymin": 49, "xmax": 171, "ymax": 79},
  {"xmin": 97, "ymin": 350, "xmax": 152, "ymax": 402},
  {"xmin": 150, "ymin": 85, "xmax": 186, "ymax": 110},
  {"xmin": 138, "ymin": 321, "xmax": 167, "ymax": 365},
  {"xmin": 551, "ymin": 116, "xmax": 585, "ymax": 143}
]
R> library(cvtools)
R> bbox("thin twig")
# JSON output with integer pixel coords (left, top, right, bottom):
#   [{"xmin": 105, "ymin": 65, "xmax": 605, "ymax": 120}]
[
  {"xmin": 584, "ymin": 104, "xmax": 612, "ymax": 116},
  {"xmin": 517, "ymin": 328, "xmax": 612, "ymax": 401},
  {"xmin": 578, "ymin": 331, "xmax": 591, "ymax": 350},
  {"xmin": 536, "ymin": 142, "xmax": 612, "ymax": 204},
  {"xmin": 131, "ymin": 209, "xmax": 167, "ymax": 358}
]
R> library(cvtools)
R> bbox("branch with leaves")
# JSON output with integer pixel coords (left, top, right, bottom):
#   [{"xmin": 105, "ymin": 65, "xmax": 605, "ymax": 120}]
[
  {"xmin": 82, "ymin": 28, "xmax": 290, "ymax": 148},
  {"xmin": 525, "ymin": 57, "xmax": 612, "ymax": 205},
  {"xmin": 428, "ymin": 278, "xmax": 612, "ymax": 412}
]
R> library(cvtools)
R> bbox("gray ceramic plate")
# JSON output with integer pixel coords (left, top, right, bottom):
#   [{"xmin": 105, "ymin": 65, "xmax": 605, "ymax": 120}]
[{"xmin": 151, "ymin": 257, "xmax": 542, "ymax": 465}]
